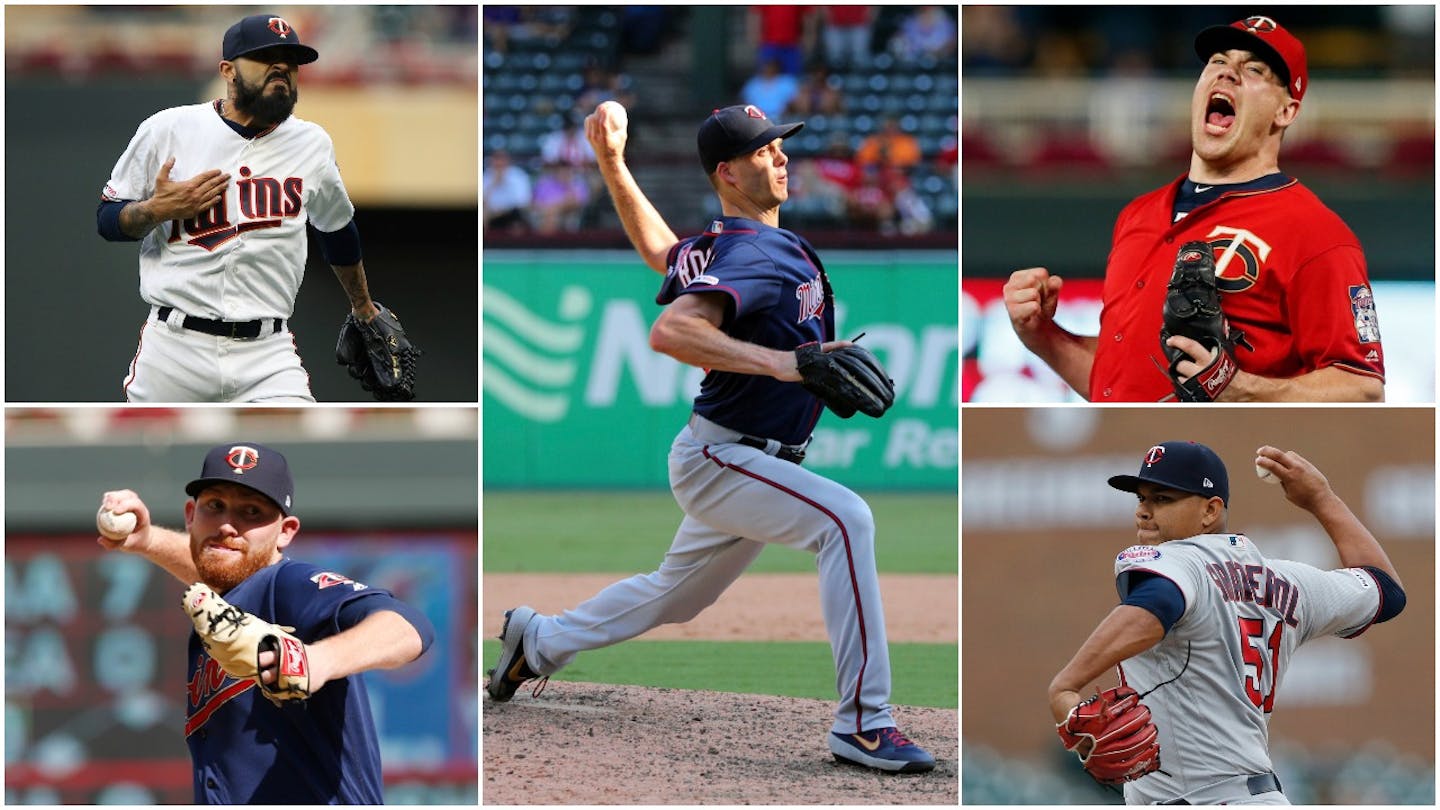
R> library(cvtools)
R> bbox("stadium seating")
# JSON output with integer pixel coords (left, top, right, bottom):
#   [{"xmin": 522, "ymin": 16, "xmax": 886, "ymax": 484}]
[{"xmin": 483, "ymin": 8, "xmax": 958, "ymax": 233}]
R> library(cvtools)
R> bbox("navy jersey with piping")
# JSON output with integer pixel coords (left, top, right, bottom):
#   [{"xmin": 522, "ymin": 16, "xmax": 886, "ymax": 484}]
[
  {"xmin": 656, "ymin": 216, "xmax": 834, "ymax": 444},
  {"xmin": 184, "ymin": 557, "xmax": 424, "ymax": 804}
]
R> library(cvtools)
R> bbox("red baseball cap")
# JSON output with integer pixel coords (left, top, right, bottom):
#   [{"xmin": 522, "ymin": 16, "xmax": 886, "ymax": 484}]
[{"xmin": 1194, "ymin": 16, "xmax": 1307, "ymax": 102}]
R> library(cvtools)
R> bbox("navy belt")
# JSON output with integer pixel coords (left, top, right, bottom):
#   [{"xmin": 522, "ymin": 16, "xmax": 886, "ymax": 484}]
[
  {"xmin": 157, "ymin": 306, "xmax": 283, "ymax": 340},
  {"xmin": 737, "ymin": 435, "xmax": 806, "ymax": 465},
  {"xmin": 1159, "ymin": 773, "xmax": 1282, "ymax": 804}
]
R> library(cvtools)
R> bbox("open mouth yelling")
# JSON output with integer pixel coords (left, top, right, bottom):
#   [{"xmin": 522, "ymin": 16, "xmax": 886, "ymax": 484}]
[{"xmin": 1205, "ymin": 92, "xmax": 1236, "ymax": 135}]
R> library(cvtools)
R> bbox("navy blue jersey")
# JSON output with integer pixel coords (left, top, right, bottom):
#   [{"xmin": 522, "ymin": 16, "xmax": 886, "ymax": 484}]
[
  {"xmin": 657, "ymin": 217, "xmax": 834, "ymax": 444},
  {"xmin": 185, "ymin": 558, "xmax": 401, "ymax": 804}
]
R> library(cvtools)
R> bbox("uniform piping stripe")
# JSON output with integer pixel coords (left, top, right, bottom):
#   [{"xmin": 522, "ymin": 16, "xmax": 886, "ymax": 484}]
[
  {"xmin": 1323, "ymin": 361, "xmax": 1386, "ymax": 382},
  {"xmin": 185, "ymin": 678, "xmax": 255, "ymax": 737},
  {"xmin": 123, "ymin": 322, "xmax": 148, "ymax": 401},
  {"xmin": 701, "ymin": 444, "xmax": 869, "ymax": 729}
]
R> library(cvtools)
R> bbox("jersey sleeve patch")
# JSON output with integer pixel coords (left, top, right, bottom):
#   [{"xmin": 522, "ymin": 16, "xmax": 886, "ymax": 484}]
[
  {"xmin": 310, "ymin": 571, "xmax": 368, "ymax": 591},
  {"xmin": 1349, "ymin": 285, "xmax": 1381, "ymax": 344},
  {"xmin": 1116, "ymin": 545, "xmax": 1162, "ymax": 566}
]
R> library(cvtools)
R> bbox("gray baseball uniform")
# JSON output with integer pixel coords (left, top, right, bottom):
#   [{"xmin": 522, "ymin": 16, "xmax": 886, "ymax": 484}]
[
  {"xmin": 1114, "ymin": 535, "xmax": 1383, "ymax": 804},
  {"xmin": 518, "ymin": 210, "xmax": 897, "ymax": 736}
]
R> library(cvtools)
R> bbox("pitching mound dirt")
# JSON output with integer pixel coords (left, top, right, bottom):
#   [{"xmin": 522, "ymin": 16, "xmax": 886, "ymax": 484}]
[{"xmin": 483, "ymin": 682, "xmax": 957, "ymax": 805}]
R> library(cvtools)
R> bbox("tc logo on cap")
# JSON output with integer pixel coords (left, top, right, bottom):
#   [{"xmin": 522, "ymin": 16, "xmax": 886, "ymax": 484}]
[
  {"xmin": 1144, "ymin": 445, "xmax": 1166, "ymax": 466},
  {"xmin": 742, "ymin": 105, "xmax": 766, "ymax": 120},
  {"xmin": 226, "ymin": 446, "xmax": 261, "ymax": 474},
  {"xmin": 268, "ymin": 17, "xmax": 293, "ymax": 38},
  {"xmin": 1242, "ymin": 16, "xmax": 1277, "ymax": 33}
]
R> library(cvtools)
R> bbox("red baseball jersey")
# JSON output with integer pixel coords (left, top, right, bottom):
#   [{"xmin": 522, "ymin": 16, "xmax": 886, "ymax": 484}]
[{"xmin": 1090, "ymin": 175, "xmax": 1384, "ymax": 401}]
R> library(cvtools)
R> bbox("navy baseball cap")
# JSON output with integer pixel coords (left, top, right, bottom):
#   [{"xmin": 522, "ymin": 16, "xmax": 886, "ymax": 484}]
[
  {"xmin": 223, "ymin": 14, "xmax": 319, "ymax": 65},
  {"xmin": 1195, "ymin": 16, "xmax": 1307, "ymax": 102},
  {"xmin": 1108, "ymin": 441, "xmax": 1230, "ymax": 505},
  {"xmin": 697, "ymin": 104, "xmax": 804, "ymax": 173},
  {"xmin": 186, "ymin": 442, "xmax": 295, "ymax": 515}
]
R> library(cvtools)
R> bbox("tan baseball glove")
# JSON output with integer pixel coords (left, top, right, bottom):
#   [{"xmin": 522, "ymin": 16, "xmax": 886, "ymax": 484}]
[{"xmin": 183, "ymin": 582, "xmax": 311, "ymax": 705}]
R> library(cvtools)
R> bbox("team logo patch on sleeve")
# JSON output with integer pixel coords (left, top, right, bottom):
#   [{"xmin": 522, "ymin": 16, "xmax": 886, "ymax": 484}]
[
  {"xmin": 1116, "ymin": 545, "xmax": 1162, "ymax": 565},
  {"xmin": 1349, "ymin": 285, "xmax": 1381, "ymax": 344},
  {"xmin": 310, "ymin": 572, "xmax": 367, "ymax": 591}
]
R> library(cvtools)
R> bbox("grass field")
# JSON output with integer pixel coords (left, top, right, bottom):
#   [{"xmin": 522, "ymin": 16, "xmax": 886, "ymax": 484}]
[
  {"xmin": 482, "ymin": 490, "xmax": 957, "ymax": 707},
  {"xmin": 482, "ymin": 490, "xmax": 957, "ymax": 574},
  {"xmin": 481, "ymin": 638, "xmax": 958, "ymax": 708}
]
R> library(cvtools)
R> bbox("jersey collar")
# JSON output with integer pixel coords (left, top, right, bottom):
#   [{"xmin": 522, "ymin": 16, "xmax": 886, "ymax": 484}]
[{"xmin": 212, "ymin": 98, "xmax": 282, "ymax": 140}]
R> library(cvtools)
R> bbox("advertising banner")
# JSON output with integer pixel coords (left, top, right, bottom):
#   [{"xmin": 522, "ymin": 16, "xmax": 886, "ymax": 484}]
[{"xmin": 484, "ymin": 251, "xmax": 958, "ymax": 488}]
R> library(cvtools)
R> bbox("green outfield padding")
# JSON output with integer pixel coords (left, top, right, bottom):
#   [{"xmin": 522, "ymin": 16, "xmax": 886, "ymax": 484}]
[
  {"xmin": 482, "ymin": 639, "xmax": 957, "ymax": 709},
  {"xmin": 482, "ymin": 491, "xmax": 957, "ymax": 574}
]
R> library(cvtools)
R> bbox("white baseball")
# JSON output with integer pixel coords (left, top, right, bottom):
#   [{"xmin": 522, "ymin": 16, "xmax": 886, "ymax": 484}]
[
  {"xmin": 1255, "ymin": 464, "xmax": 1279, "ymax": 484},
  {"xmin": 97, "ymin": 507, "xmax": 137, "ymax": 540},
  {"xmin": 598, "ymin": 100, "xmax": 627, "ymax": 132}
]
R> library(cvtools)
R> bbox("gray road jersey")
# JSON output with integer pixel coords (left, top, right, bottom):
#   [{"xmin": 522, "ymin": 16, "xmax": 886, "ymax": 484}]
[{"xmin": 1112, "ymin": 534, "xmax": 1381, "ymax": 804}]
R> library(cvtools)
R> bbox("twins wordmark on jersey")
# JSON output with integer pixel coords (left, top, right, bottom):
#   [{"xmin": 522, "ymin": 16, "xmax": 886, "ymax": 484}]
[
  {"xmin": 186, "ymin": 655, "xmax": 252, "ymax": 736},
  {"xmin": 172, "ymin": 165, "xmax": 304, "ymax": 251},
  {"xmin": 795, "ymin": 275, "xmax": 825, "ymax": 324}
]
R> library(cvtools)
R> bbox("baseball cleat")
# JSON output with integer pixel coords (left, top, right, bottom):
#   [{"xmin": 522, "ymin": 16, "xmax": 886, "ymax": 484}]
[
  {"xmin": 828, "ymin": 727, "xmax": 936, "ymax": 773},
  {"xmin": 486, "ymin": 606, "xmax": 539, "ymax": 701}
]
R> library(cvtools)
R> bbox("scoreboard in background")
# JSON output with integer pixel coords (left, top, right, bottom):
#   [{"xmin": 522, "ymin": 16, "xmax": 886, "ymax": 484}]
[
  {"xmin": 962, "ymin": 279, "xmax": 1435, "ymax": 403},
  {"xmin": 5, "ymin": 534, "xmax": 477, "ymax": 805}
]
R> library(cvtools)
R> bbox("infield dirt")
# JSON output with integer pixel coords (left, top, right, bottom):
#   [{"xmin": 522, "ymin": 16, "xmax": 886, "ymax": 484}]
[
  {"xmin": 481, "ymin": 572, "xmax": 957, "ymax": 803},
  {"xmin": 482, "ymin": 683, "xmax": 958, "ymax": 804}
]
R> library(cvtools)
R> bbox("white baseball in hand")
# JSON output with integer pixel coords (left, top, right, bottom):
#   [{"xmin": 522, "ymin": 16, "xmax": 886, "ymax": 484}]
[
  {"xmin": 97, "ymin": 507, "xmax": 137, "ymax": 540},
  {"xmin": 598, "ymin": 100, "xmax": 627, "ymax": 132},
  {"xmin": 1255, "ymin": 464, "xmax": 1279, "ymax": 484}
]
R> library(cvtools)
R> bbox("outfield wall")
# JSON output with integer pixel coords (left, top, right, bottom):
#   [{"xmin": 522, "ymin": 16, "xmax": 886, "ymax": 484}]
[{"xmin": 483, "ymin": 250, "xmax": 959, "ymax": 489}]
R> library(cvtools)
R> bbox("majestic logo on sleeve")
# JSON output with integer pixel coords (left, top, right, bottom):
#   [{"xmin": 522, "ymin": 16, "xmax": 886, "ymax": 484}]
[
  {"xmin": 226, "ymin": 446, "xmax": 260, "ymax": 473},
  {"xmin": 1202, "ymin": 227, "xmax": 1272, "ymax": 293},
  {"xmin": 1349, "ymin": 285, "xmax": 1381, "ymax": 344},
  {"xmin": 795, "ymin": 274, "xmax": 826, "ymax": 324},
  {"xmin": 169, "ymin": 166, "xmax": 304, "ymax": 252}
]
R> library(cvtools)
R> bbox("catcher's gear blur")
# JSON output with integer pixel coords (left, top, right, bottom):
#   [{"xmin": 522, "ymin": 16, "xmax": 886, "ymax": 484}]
[
  {"xmin": 1160, "ymin": 241, "xmax": 1252, "ymax": 401},
  {"xmin": 1056, "ymin": 686, "xmax": 1161, "ymax": 785},
  {"xmin": 795, "ymin": 343, "xmax": 895, "ymax": 418},
  {"xmin": 184, "ymin": 582, "xmax": 312, "ymax": 705},
  {"xmin": 336, "ymin": 302, "xmax": 421, "ymax": 401}
]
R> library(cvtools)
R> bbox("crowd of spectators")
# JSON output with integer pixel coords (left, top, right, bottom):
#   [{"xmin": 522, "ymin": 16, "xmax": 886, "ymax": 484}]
[
  {"xmin": 483, "ymin": 6, "xmax": 957, "ymax": 237},
  {"xmin": 733, "ymin": 7, "xmax": 955, "ymax": 235},
  {"xmin": 962, "ymin": 5, "xmax": 1433, "ymax": 78}
]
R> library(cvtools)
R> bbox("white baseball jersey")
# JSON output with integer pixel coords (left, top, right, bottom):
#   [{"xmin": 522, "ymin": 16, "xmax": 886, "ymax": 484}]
[
  {"xmin": 102, "ymin": 101, "xmax": 355, "ymax": 320},
  {"xmin": 1113, "ymin": 535, "xmax": 1382, "ymax": 804}
]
